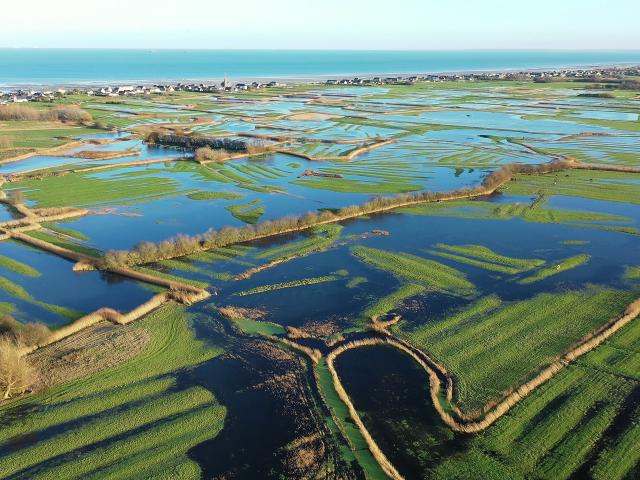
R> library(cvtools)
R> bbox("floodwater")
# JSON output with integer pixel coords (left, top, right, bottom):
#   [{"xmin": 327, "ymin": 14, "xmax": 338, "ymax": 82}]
[{"xmin": 1, "ymin": 82, "xmax": 640, "ymax": 478}]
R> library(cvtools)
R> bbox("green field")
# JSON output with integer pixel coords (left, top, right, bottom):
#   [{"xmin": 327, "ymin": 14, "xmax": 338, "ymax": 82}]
[
  {"xmin": 502, "ymin": 169, "xmax": 640, "ymax": 205},
  {"xmin": 2, "ymin": 77, "xmax": 640, "ymax": 479},
  {"xmin": 352, "ymin": 246, "xmax": 475, "ymax": 296},
  {"xmin": 0, "ymin": 304, "xmax": 226, "ymax": 479},
  {"xmin": 399, "ymin": 286, "xmax": 639, "ymax": 412},
  {"xmin": 430, "ymin": 312, "xmax": 640, "ymax": 480},
  {"xmin": 234, "ymin": 275, "xmax": 340, "ymax": 296}
]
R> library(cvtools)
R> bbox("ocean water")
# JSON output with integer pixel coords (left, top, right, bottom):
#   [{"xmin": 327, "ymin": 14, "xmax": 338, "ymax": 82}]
[{"xmin": 1, "ymin": 49, "xmax": 640, "ymax": 87}]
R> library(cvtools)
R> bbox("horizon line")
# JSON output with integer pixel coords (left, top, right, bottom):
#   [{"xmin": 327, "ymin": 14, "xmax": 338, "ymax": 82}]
[{"xmin": 2, "ymin": 47, "xmax": 640, "ymax": 52}]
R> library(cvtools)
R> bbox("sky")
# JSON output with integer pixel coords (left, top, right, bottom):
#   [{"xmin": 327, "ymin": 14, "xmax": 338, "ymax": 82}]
[{"xmin": 1, "ymin": 0, "xmax": 639, "ymax": 50}]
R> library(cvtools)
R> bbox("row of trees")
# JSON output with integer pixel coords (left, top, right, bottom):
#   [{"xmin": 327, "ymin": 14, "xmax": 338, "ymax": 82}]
[
  {"xmin": 100, "ymin": 159, "xmax": 575, "ymax": 269},
  {"xmin": 145, "ymin": 131, "xmax": 247, "ymax": 151}
]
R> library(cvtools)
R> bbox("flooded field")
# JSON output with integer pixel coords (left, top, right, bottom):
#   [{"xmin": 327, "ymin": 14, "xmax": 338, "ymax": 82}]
[{"xmin": 1, "ymin": 78, "xmax": 639, "ymax": 479}]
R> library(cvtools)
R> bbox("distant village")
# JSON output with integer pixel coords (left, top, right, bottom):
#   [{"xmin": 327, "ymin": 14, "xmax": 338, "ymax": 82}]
[
  {"xmin": 323, "ymin": 66, "xmax": 640, "ymax": 86},
  {"xmin": 0, "ymin": 77, "xmax": 282, "ymax": 104},
  {"xmin": 1, "ymin": 66, "xmax": 639, "ymax": 104}
]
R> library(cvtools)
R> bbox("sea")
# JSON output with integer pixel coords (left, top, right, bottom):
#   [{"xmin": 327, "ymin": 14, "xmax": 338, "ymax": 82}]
[{"xmin": 1, "ymin": 49, "xmax": 640, "ymax": 87}]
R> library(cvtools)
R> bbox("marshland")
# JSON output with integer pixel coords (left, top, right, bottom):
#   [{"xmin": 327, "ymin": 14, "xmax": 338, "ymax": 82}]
[{"xmin": 1, "ymin": 75, "xmax": 640, "ymax": 480}]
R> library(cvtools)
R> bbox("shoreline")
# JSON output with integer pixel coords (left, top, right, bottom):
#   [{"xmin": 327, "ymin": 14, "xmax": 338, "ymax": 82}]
[{"xmin": 2, "ymin": 62, "xmax": 640, "ymax": 91}]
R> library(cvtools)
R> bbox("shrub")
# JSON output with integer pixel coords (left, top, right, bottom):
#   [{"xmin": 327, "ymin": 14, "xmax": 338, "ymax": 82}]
[
  {"xmin": 194, "ymin": 146, "xmax": 228, "ymax": 163},
  {"xmin": 50, "ymin": 105, "xmax": 92, "ymax": 123},
  {"xmin": 0, "ymin": 315, "xmax": 51, "ymax": 346},
  {"xmin": 246, "ymin": 141, "xmax": 274, "ymax": 155},
  {"xmin": 0, "ymin": 336, "xmax": 37, "ymax": 400}
]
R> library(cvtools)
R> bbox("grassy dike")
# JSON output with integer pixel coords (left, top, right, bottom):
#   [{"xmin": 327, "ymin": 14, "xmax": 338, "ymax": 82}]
[
  {"xmin": 0, "ymin": 304, "xmax": 226, "ymax": 479},
  {"xmin": 314, "ymin": 358, "xmax": 389, "ymax": 479}
]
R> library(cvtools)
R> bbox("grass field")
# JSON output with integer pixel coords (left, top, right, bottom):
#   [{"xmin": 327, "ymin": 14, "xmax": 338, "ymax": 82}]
[
  {"xmin": 0, "ymin": 304, "xmax": 226, "ymax": 480},
  {"xmin": 292, "ymin": 177, "xmax": 423, "ymax": 194},
  {"xmin": 517, "ymin": 254, "xmax": 591, "ymax": 284},
  {"xmin": 352, "ymin": 246, "xmax": 475, "ymax": 296},
  {"xmin": 234, "ymin": 275, "xmax": 339, "ymax": 296},
  {"xmin": 361, "ymin": 283, "xmax": 427, "ymax": 324},
  {"xmin": 399, "ymin": 286, "xmax": 639, "ymax": 412},
  {"xmin": 186, "ymin": 190, "xmax": 244, "ymax": 201},
  {"xmin": 0, "ymin": 274, "xmax": 82, "ymax": 321},
  {"xmin": 429, "ymin": 243, "xmax": 545, "ymax": 275},
  {"xmin": 41, "ymin": 223, "xmax": 91, "ymax": 241},
  {"xmin": 501, "ymin": 169, "xmax": 640, "ymax": 205},
  {"xmin": 224, "ymin": 199, "xmax": 265, "ymax": 224},
  {"xmin": 0, "ymin": 254, "xmax": 41, "ymax": 277},
  {"xmin": 400, "ymin": 197, "xmax": 638, "ymax": 235},
  {"xmin": 314, "ymin": 358, "xmax": 388, "ymax": 480},
  {"xmin": 0, "ymin": 121, "xmax": 101, "ymax": 150},
  {"xmin": 26, "ymin": 230, "xmax": 102, "ymax": 257},
  {"xmin": 222, "ymin": 312, "xmax": 286, "ymax": 336},
  {"xmin": 255, "ymin": 224, "xmax": 343, "ymax": 262},
  {"xmin": 430, "ymin": 310, "xmax": 640, "ymax": 480},
  {"xmin": 8, "ymin": 170, "xmax": 189, "ymax": 208}
]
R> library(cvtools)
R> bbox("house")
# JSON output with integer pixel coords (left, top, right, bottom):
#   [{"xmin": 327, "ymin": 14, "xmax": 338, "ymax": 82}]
[{"xmin": 116, "ymin": 86, "xmax": 135, "ymax": 95}]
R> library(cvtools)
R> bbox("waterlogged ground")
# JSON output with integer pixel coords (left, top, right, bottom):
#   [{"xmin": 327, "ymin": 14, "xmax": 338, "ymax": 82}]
[{"xmin": 0, "ymin": 80, "xmax": 639, "ymax": 479}]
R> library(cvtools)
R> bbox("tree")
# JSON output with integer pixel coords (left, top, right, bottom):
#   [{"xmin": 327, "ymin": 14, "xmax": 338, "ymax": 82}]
[{"xmin": 0, "ymin": 337, "xmax": 36, "ymax": 400}]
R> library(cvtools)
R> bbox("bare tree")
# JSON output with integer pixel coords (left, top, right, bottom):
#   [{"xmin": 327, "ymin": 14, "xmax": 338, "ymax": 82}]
[{"xmin": 0, "ymin": 337, "xmax": 36, "ymax": 400}]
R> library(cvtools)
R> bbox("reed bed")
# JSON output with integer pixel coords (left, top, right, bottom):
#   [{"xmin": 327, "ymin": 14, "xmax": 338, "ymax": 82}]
[{"xmin": 0, "ymin": 104, "xmax": 92, "ymax": 123}]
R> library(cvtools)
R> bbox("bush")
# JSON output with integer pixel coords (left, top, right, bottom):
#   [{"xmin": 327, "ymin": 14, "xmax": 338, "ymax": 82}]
[
  {"xmin": 0, "ymin": 336, "xmax": 37, "ymax": 400},
  {"xmin": 194, "ymin": 146, "xmax": 228, "ymax": 162},
  {"xmin": 50, "ymin": 105, "xmax": 92, "ymax": 123},
  {"xmin": 0, "ymin": 315, "xmax": 51, "ymax": 347},
  {"xmin": 246, "ymin": 141, "xmax": 274, "ymax": 155}
]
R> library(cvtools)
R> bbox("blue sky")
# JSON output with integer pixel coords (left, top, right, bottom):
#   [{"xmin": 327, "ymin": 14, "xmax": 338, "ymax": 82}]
[{"xmin": 2, "ymin": 0, "xmax": 639, "ymax": 49}]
